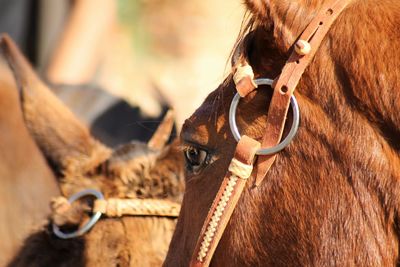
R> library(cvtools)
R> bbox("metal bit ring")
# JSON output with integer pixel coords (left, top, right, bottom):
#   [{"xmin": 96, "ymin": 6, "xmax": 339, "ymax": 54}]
[
  {"xmin": 52, "ymin": 189, "xmax": 104, "ymax": 239},
  {"xmin": 229, "ymin": 78, "xmax": 300, "ymax": 156}
]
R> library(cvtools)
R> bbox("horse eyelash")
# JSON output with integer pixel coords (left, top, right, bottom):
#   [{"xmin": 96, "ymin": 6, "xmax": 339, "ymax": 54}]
[
  {"xmin": 180, "ymin": 145, "xmax": 214, "ymax": 163},
  {"xmin": 179, "ymin": 144, "xmax": 194, "ymax": 153},
  {"xmin": 180, "ymin": 143, "xmax": 210, "ymax": 153}
]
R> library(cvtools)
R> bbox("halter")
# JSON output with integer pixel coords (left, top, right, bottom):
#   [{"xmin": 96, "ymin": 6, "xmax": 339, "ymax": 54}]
[
  {"xmin": 190, "ymin": 0, "xmax": 351, "ymax": 265},
  {"xmin": 52, "ymin": 189, "xmax": 180, "ymax": 239}
]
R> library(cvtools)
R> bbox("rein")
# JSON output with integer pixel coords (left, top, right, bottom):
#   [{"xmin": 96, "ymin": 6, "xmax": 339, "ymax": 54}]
[
  {"xmin": 190, "ymin": 0, "xmax": 351, "ymax": 266},
  {"xmin": 52, "ymin": 189, "xmax": 180, "ymax": 239}
]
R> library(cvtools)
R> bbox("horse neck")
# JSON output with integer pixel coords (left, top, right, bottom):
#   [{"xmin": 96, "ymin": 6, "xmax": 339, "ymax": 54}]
[
  {"xmin": 296, "ymin": 0, "xmax": 400, "ymax": 185},
  {"xmin": 222, "ymin": 67, "xmax": 400, "ymax": 265}
]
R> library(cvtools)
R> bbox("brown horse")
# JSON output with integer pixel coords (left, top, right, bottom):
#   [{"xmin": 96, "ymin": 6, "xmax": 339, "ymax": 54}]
[
  {"xmin": 165, "ymin": 0, "xmax": 400, "ymax": 266},
  {"xmin": 0, "ymin": 35, "xmax": 184, "ymax": 266},
  {"xmin": 0, "ymin": 39, "xmax": 59, "ymax": 266}
]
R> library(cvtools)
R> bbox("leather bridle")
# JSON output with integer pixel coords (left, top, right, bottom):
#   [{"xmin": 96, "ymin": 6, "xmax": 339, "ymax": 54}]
[
  {"xmin": 52, "ymin": 189, "xmax": 180, "ymax": 239},
  {"xmin": 190, "ymin": 0, "xmax": 351, "ymax": 266}
]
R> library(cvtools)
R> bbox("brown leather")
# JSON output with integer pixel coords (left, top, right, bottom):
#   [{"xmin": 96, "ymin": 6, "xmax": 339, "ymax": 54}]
[
  {"xmin": 255, "ymin": 0, "xmax": 351, "ymax": 185},
  {"xmin": 190, "ymin": 136, "xmax": 260, "ymax": 267},
  {"xmin": 236, "ymin": 75, "xmax": 257, "ymax": 97},
  {"xmin": 232, "ymin": 32, "xmax": 257, "ymax": 96}
]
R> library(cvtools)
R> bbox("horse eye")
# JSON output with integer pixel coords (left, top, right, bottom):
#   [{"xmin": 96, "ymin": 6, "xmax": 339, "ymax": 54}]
[{"xmin": 184, "ymin": 147, "xmax": 208, "ymax": 173}]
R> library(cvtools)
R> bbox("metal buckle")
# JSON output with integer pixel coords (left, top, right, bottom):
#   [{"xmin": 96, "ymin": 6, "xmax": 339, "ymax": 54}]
[
  {"xmin": 229, "ymin": 78, "xmax": 300, "ymax": 155},
  {"xmin": 52, "ymin": 189, "xmax": 104, "ymax": 239}
]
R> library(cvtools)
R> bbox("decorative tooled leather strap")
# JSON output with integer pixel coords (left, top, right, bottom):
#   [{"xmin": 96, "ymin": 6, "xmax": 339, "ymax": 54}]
[
  {"xmin": 190, "ymin": 136, "xmax": 260, "ymax": 267},
  {"xmin": 190, "ymin": 0, "xmax": 351, "ymax": 266}
]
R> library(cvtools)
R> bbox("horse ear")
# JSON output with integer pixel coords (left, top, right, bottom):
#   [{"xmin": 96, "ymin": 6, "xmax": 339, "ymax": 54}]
[
  {"xmin": 0, "ymin": 34, "xmax": 111, "ymax": 172},
  {"xmin": 148, "ymin": 109, "xmax": 175, "ymax": 150},
  {"xmin": 244, "ymin": 0, "xmax": 269, "ymax": 19}
]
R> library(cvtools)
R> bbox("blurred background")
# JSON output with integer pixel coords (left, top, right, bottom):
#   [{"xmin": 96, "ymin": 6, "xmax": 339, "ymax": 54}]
[{"xmin": 0, "ymin": 0, "xmax": 244, "ymax": 146}]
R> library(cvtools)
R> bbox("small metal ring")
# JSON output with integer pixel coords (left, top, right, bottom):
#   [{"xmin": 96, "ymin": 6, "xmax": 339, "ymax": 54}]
[
  {"xmin": 229, "ymin": 78, "xmax": 300, "ymax": 155},
  {"xmin": 52, "ymin": 189, "xmax": 104, "ymax": 239}
]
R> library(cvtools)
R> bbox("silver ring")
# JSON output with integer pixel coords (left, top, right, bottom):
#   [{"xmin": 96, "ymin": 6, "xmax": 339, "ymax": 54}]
[
  {"xmin": 52, "ymin": 189, "xmax": 104, "ymax": 239},
  {"xmin": 229, "ymin": 78, "xmax": 300, "ymax": 155}
]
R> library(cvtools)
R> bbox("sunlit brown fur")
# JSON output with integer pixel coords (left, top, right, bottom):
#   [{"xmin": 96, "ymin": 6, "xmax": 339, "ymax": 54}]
[
  {"xmin": 0, "ymin": 55, "xmax": 59, "ymax": 266},
  {"xmin": 165, "ymin": 0, "xmax": 400, "ymax": 266}
]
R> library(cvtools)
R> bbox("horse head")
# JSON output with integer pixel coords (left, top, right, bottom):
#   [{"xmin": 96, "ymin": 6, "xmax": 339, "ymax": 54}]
[
  {"xmin": 165, "ymin": 0, "xmax": 400, "ymax": 266},
  {"xmin": 1, "ymin": 34, "xmax": 183, "ymax": 200},
  {"xmin": 0, "ymin": 34, "xmax": 184, "ymax": 266}
]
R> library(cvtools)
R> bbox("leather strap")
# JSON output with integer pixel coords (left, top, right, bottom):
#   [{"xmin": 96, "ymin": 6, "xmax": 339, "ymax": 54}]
[
  {"xmin": 255, "ymin": 0, "xmax": 350, "ymax": 185},
  {"xmin": 190, "ymin": 136, "xmax": 260, "ymax": 267},
  {"xmin": 231, "ymin": 32, "xmax": 258, "ymax": 96}
]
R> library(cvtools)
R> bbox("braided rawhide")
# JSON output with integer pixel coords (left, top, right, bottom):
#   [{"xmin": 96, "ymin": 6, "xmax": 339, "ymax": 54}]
[
  {"xmin": 51, "ymin": 196, "xmax": 181, "ymax": 228},
  {"xmin": 93, "ymin": 198, "xmax": 180, "ymax": 217}
]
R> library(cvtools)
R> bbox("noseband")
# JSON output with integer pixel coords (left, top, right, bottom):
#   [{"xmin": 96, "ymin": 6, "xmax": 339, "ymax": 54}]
[
  {"xmin": 52, "ymin": 189, "xmax": 180, "ymax": 239},
  {"xmin": 190, "ymin": 0, "xmax": 351, "ymax": 266}
]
